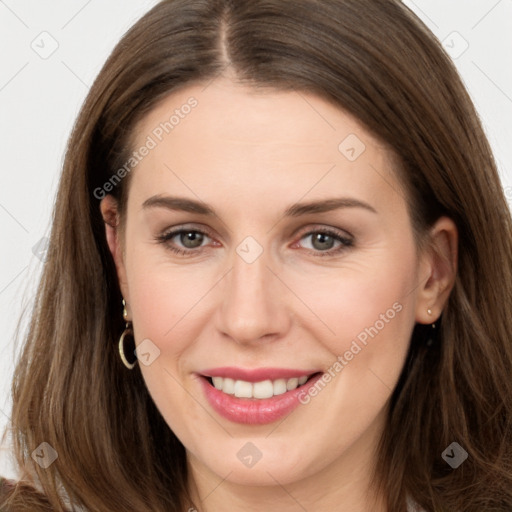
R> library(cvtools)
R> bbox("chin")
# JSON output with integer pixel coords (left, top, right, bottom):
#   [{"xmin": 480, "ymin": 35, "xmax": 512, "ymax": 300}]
[{"xmin": 190, "ymin": 437, "xmax": 323, "ymax": 487}]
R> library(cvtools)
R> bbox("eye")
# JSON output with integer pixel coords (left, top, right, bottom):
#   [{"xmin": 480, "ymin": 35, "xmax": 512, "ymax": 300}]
[
  {"xmin": 155, "ymin": 226, "xmax": 214, "ymax": 256},
  {"xmin": 295, "ymin": 228, "xmax": 354, "ymax": 257}
]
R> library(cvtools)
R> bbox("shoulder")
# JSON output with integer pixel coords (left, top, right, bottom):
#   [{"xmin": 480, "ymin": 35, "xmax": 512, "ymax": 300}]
[
  {"xmin": 0, "ymin": 476, "xmax": 16, "ymax": 511},
  {"xmin": 0, "ymin": 476, "xmax": 55, "ymax": 511},
  {"xmin": 0, "ymin": 476, "xmax": 16, "ymax": 500},
  {"xmin": 406, "ymin": 495, "xmax": 426, "ymax": 512}
]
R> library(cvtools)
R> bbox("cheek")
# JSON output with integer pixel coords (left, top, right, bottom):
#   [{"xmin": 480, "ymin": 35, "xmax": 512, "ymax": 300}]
[
  {"xmin": 125, "ymin": 244, "xmax": 209, "ymax": 351},
  {"xmin": 123, "ymin": 248, "xmax": 211, "ymax": 430},
  {"xmin": 286, "ymin": 247, "xmax": 418, "ymax": 360}
]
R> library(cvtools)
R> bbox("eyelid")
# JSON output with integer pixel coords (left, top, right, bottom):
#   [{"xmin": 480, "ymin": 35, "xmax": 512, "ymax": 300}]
[
  {"xmin": 294, "ymin": 224, "xmax": 353, "ymax": 241},
  {"xmin": 159, "ymin": 223, "xmax": 215, "ymax": 239}
]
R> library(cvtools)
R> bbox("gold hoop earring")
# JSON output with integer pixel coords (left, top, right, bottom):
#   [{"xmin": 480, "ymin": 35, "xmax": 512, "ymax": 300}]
[{"xmin": 119, "ymin": 322, "xmax": 137, "ymax": 370}]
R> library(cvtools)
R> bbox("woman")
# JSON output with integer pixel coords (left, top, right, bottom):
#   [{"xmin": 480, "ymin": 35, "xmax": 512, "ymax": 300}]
[{"xmin": 1, "ymin": 0, "xmax": 511, "ymax": 510}]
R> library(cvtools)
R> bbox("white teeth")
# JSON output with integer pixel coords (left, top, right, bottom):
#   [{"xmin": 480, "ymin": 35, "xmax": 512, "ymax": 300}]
[
  {"xmin": 286, "ymin": 377, "xmax": 299, "ymax": 390},
  {"xmin": 253, "ymin": 380, "xmax": 274, "ymax": 399},
  {"xmin": 212, "ymin": 377, "xmax": 223, "ymax": 390},
  {"xmin": 273, "ymin": 378, "xmax": 287, "ymax": 396},
  {"xmin": 234, "ymin": 380, "xmax": 253, "ymax": 398},
  {"xmin": 209, "ymin": 375, "xmax": 311, "ymax": 399},
  {"xmin": 223, "ymin": 377, "xmax": 235, "ymax": 395}
]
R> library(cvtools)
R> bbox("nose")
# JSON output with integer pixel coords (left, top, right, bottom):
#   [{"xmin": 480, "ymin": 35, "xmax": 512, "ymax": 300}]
[{"xmin": 215, "ymin": 242, "xmax": 292, "ymax": 345}]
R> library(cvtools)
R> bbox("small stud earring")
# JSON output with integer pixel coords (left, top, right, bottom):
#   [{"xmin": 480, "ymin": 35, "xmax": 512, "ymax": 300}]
[
  {"xmin": 426, "ymin": 308, "xmax": 437, "ymax": 347},
  {"xmin": 122, "ymin": 299, "xmax": 128, "ymax": 319}
]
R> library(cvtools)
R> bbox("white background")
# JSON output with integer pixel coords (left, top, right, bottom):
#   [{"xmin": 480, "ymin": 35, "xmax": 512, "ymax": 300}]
[{"xmin": 0, "ymin": 0, "xmax": 511, "ymax": 479}]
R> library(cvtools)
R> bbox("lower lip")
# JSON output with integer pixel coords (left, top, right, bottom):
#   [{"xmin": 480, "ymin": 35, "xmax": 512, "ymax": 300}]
[{"xmin": 199, "ymin": 373, "xmax": 323, "ymax": 425}]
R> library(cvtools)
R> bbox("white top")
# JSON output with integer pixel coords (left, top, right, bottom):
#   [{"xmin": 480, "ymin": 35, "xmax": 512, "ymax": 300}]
[{"xmin": 407, "ymin": 495, "xmax": 426, "ymax": 511}]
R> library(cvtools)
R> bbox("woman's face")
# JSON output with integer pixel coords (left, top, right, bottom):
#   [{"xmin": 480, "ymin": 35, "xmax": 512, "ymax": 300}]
[{"xmin": 103, "ymin": 78, "xmax": 449, "ymax": 495}]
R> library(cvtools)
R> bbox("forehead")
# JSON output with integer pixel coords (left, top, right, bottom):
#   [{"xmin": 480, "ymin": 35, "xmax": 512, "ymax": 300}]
[{"xmin": 128, "ymin": 78, "xmax": 404, "ymax": 214}]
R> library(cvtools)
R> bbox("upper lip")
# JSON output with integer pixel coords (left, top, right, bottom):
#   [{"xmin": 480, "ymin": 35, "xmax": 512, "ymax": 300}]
[{"xmin": 199, "ymin": 366, "xmax": 320, "ymax": 382}]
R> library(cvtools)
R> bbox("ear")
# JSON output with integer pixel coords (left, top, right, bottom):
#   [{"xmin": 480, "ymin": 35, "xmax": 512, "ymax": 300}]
[
  {"xmin": 100, "ymin": 195, "xmax": 130, "ymax": 309},
  {"xmin": 415, "ymin": 216, "xmax": 458, "ymax": 324}
]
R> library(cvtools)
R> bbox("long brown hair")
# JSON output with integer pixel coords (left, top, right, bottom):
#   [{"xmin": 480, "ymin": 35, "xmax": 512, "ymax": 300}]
[{"xmin": 2, "ymin": 0, "xmax": 511, "ymax": 510}]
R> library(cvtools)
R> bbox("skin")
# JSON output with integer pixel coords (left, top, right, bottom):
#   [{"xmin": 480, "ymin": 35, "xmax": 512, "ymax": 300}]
[{"xmin": 101, "ymin": 77, "xmax": 457, "ymax": 512}]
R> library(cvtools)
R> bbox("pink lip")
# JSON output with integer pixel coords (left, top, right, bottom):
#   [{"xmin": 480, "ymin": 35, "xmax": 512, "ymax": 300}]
[
  {"xmin": 198, "ymin": 371, "xmax": 323, "ymax": 425},
  {"xmin": 200, "ymin": 366, "xmax": 318, "ymax": 382}
]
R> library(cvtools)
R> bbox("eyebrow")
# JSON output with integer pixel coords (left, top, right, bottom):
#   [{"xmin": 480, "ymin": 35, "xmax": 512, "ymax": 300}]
[{"xmin": 141, "ymin": 195, "xmax": 377, "ymax": 216}]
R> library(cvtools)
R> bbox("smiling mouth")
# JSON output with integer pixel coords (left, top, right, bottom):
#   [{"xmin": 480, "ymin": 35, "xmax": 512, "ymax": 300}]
[{"xmin": 204, "ymin": 373, "xmax": 322, "ymax": 400}]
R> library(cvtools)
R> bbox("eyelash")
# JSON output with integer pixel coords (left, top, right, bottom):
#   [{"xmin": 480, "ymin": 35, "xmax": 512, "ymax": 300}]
[{"xmin": 155, "ymin": 225, "xmax": 354, "ymax": 258}]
